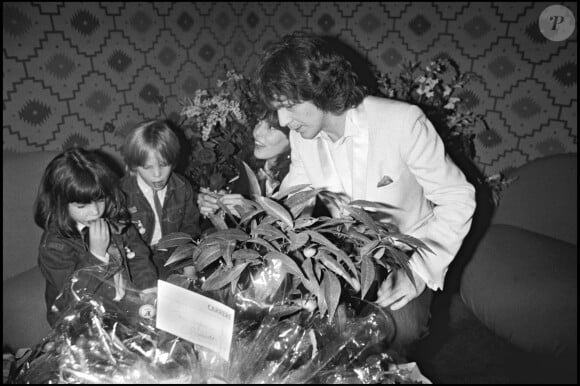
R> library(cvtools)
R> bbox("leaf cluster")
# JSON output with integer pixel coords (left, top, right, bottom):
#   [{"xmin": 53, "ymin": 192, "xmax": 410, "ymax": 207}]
[{"xmin": 158, "ymin": 174, "xmax": 430, "ymax": 322}]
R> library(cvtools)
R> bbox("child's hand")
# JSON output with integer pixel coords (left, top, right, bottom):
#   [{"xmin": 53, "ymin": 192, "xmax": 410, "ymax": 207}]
[
  {"xmin": 88, "ymin": 218, "xmax": 110, "ymax": 257},
  {"xmin": 139, "ymin": 287, "xmax": 157, "ymax": 305},
  {"xmin": 198, "ymin": 188, "xmax": 223, "ymax": 217}
]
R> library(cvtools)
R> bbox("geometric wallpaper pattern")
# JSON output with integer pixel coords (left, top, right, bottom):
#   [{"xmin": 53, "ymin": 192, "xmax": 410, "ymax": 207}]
[{"xmin": 3, "ymin": 2, "xmax": 577, "ymax": 176}]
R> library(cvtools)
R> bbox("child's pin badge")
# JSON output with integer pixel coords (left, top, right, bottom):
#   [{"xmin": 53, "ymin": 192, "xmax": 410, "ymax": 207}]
[
  {"xmin": 136, "ymin": 220, "xmax": 146, "ymax": 235},
  {"xmin": 125, "ymin": 246, "xmax": 136, "ymax": 259}
]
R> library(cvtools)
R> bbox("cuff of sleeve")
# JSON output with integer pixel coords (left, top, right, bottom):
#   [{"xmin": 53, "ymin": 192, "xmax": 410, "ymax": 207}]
[
  {"xmin": 90, "ymin": 251, "xmax": 110, "ymax": 264},
  {"xmin": 141, "ymin": 286, "xmax": 157, "ymax": 294},
  {"xmin": 408, "ymin": 253, "xmax": 445, "ymax": 291}
]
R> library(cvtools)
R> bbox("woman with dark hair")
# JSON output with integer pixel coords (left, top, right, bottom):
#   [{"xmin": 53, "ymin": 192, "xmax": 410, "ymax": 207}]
[{"xmin": 197, "ymin": 112, "xmax": 291, "ymax": 217}]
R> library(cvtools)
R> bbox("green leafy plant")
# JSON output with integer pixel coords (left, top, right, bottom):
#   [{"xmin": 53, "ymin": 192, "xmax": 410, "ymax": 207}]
[{"xmin": 157, "ymin": 165, "xmax": 430, "ymax": 322}]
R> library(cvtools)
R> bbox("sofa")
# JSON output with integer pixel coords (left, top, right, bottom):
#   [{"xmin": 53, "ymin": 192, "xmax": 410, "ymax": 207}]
[
  {"xmin": 460, "ymin": 153, "xmax": 577, "ymax": 361},
  {"xmin": 3, "ymin": 151, "xmax": 60, "ymax": 351},
  {"xmin": 2, "ymin": 150, "xmax": 124, "ymax": 352}
]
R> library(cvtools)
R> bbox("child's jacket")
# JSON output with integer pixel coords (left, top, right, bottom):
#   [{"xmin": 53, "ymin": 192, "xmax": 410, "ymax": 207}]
[
  {"xmin": 120, "ymin": 172, "xmax": 201, "ymax": 245},
  {"xmin": 38, "ymin": 220, "xmax": 157, "ymax": 327}
]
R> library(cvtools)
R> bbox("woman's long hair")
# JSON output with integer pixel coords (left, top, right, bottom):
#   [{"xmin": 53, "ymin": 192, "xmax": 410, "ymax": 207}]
[{"xmin": 34, "ymin": 148, "xmax": 130, "ymax": 237}]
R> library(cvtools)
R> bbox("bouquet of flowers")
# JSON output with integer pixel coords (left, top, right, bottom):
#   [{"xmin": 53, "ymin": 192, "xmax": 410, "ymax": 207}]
[
  {"xmin": 178, "ymin": 69, "xmax": 261, "ymax": 192},
  {"xmin": 375, "ymin": 58, "xmax": 511, "ymax": 204}
]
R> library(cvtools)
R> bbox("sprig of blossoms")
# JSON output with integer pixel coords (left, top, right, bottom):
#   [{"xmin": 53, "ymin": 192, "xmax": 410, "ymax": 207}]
[
  {"xmin": 375, "ymin": 58, "xmax": 510, "ymax": 204},
  {"xmin": 177, "ymin": 69, "xmax": 260, "ymax": 191}
]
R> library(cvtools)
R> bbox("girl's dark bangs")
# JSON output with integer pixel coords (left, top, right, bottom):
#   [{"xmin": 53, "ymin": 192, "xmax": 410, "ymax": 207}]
[{"xmin": 65, "ymin": 174, "xmax": 107, "ymax": 203}]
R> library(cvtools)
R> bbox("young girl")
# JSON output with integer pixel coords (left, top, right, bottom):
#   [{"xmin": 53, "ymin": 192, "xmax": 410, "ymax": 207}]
[
  {"xmin": 34, "ymin": 148, "xmax": 158, "ymax": 327},
  {"xmin": 120, "ymin": 120, "xmax": 201, "ymax": 279}
]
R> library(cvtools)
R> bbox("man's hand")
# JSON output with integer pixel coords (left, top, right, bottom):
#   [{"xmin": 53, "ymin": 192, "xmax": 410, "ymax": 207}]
[
  {"xmin": 88, "ymin": 218, "xmax": 110, "ymax": 258},
  {"xmin": 375, "ymin": 268, "xmax": 426, "ymax": 311}
]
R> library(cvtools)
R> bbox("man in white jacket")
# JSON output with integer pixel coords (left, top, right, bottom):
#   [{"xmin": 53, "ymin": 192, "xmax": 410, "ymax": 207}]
[{"xmin": 256, "ymin": 31, "xmax": 476, "ymax": 356}]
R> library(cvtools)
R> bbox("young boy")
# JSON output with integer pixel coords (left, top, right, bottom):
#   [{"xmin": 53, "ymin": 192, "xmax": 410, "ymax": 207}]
[{"xmin": 120, "ymin": 120, "xmax": 201, "ymax": 279}]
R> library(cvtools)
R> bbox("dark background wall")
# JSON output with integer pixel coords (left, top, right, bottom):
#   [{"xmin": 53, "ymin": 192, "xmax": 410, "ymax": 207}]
[{"xmin": 3, "ymin": 2, "xmax": 577, "ymax": 176}]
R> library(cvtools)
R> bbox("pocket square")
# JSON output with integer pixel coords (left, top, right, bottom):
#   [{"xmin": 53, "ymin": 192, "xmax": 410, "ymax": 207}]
[{"xmin": 377, "ymin": 175, "xmax": 394, "ymax": 187}]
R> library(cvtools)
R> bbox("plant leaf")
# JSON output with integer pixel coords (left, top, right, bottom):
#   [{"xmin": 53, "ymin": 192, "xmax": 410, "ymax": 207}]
[
  {"xmin": 293, "ymin": 217, "xmax": 319, "ymax": 229},
  {"xmin": 343, "ymin": 206, "xmax": 379, "ymax": 234},
  {"xmin": 315, "ymin": 250, "xmax": 350, "ymax": 282},
  {"xmin": 201, "ymin": 262, "xmax": 250, "ymax": 291},
  {"xmin": 385, "ymin": 246, "xmax": 415, "ymax": 287},
  {"xmin": 284, "ymin": 189, "xmax": 320, "ymax": 217},
  {"xmin": 239, "ymin": 208, "xmax": 265, "ymax": 225},
  {"xmin": 242, "ymin": 160, "xmax": 262, "ymax": 197},
  {"xmin": 210, "ymin": 228, "xmax": 250, "ymax": 242},
  {"xmin": 232, "ymin": 248, "xmax": 261, "ymax": 261},
  {"xmin": 222, "ymin": 239, "xmax": 236, "ymax": 267},
  {"xmin": 301, "ymin": 258, "xmax": 321, "ymax": 296},
  {"xmin": 287, "ymin": 231, "xmax": 310, "ymax": 251},
  {"xmin": 359, "ymin": 254, "xmax": 376, "ymax": 299},
  {"xmin": 322, "ymin": 271, "xmax": 341, "ymax": 321},
  {"xmin": 164, "ymin": 243, "xmax": 200, "ymax": 266},
  {"xmin": 251, "ymin": 223, "xmax": 288, "ymax": 241},
  {"xmin": 245, "ymin": 237, "xmax": 277, "ymax": 252},
  {"xmin": 255, "ymin": 196, "xmax": 294, "ymax": 229},
  {"xmin": 264, "ymin": 251, "xmax": 305, "ymax": 281},
  {"xmin": 359, "ymin": 239, "xmax": 380, "ymax": 258},
  {"xmin": 208, "ymin": 213, "xmax": 228, "ymax": 230},
  {"xmin": 305, "ymin": 230, "xmax": 341, "ymax": 253},
  {"xmin": 273, "ymin": 183, "xmax": 311, "ymax": 200},
  {"xmin": 156, "ymin": 232, "xmax": 194, "ymax": 249},
  {"xmin": 389, "ymin": 233, "xmax": 433, "ymax": 253},
  {"xmin": 195, "ymin": 244, "xmax": 223, "ymax": 271}
]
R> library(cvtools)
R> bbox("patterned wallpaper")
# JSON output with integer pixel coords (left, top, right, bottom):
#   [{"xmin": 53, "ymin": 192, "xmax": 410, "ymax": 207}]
[{"xmin": 3, "ymin": 2, "xmax": 577, "ymax": 176}]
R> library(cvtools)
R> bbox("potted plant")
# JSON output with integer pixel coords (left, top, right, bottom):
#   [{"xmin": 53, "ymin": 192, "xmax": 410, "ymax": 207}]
[{"xmin": 157, "ymin": 165, "xmax": 430, "ymax": 322}]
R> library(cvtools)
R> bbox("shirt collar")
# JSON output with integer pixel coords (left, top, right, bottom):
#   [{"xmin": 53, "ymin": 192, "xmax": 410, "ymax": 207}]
[{"xmin": 315, "ymin": 109, "xmax": 357, "ymax": 144}]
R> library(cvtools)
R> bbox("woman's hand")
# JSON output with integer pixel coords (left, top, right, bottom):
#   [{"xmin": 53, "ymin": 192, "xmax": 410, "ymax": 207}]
[
  {"xmin": 375, "ymin": 268, "xmax": 426, "ymax": 311},
  {"xmin": 88, "ymin": 218, "xmax": 110, "ymax": 258}
]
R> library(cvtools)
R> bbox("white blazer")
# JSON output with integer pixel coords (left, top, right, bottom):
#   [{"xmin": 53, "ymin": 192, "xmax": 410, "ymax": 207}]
[{"xmin": 281, "ymin": 96, "xmax": 476, "ymax": 291}]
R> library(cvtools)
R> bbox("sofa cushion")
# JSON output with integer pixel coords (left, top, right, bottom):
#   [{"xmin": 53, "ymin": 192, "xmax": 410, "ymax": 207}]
[
  {"xmin": 3, "ymin": 151, "xmax": 61, "ymax": 280},
  {"xmin": 492, "ymin": 153, "xmax": 577, "ymax": 245},
  {"xmin": 460, "ymin": 224, "xmax": 577, "ymax": 358},
  {"xmin": 3, "ymin": 266, "xmax": 52, "ymax": 351}
]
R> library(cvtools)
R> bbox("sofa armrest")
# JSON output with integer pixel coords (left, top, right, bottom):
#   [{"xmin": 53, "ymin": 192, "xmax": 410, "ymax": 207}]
[
  {"xmin": 3, "ymin": 267, "xmax": 52, "ymax": 352},
  {"xmin": 460, "ymin": 224, "xmax": 577, "ymax": 358}
]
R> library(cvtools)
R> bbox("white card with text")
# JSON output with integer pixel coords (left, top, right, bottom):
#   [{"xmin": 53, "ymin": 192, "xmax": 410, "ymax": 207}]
[{"xmin": 156, "ymin": 280, "xmax": 235, "ymax": 360}]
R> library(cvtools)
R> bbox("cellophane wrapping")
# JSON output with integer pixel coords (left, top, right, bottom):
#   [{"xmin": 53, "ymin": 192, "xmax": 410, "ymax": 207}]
[{"xmin": 14, "ymin": 264, "xmax": 427, "ymax": 384}]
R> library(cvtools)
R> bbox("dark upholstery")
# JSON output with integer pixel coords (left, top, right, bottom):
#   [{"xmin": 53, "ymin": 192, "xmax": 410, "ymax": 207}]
[
  {"xmin": 3, "ymin": 151, "xmax": 59, "ymax": 351},
  {"xmin": 460, "ymin": 153, "xmax": 577, "ymax": 359}
]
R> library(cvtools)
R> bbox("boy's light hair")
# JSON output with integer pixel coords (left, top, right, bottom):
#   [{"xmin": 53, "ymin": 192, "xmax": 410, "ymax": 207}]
[{"xmin": 122, "ymin": 120, "xmax": 180, "ymax": 171}]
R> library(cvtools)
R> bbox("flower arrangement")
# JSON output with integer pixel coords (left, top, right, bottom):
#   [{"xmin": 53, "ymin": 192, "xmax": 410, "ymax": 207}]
[
  {"xmin": 375, "ymin": 58, "xmax": 511, "ymax": 205},
  {"xmin": 178, "ymin": 69, "xmax": 261, "ymax": 192}
]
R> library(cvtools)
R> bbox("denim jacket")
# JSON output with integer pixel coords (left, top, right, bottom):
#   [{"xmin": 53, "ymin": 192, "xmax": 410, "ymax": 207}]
[
  {"xmin": 120, "ymin": 172, "xmax": 201, "ymax": 246},
  {"xmin": 38, "ymin": 220, "xmax": 157, "ymax": 327}
]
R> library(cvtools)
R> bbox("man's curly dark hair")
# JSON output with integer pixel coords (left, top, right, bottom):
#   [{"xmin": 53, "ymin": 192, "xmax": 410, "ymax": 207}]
[{"xmin": 256, "ymin": 31, "xmax": 367, "ymax": 114}]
